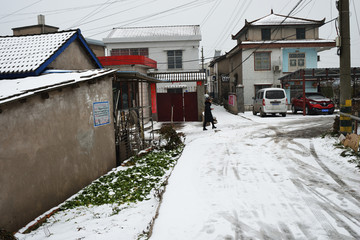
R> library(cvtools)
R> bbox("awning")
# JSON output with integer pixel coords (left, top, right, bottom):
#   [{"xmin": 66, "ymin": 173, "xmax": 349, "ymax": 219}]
[
  {"xmin": 149, "ymin": 71, "xmax": 206, "ymax": 82},
  {"xmin": 279, "ymin": 67, "xmax": 360, "ymax": 83},
  {"xmin": 115, "ymin": 71, "xmax": 164, "ymax": 83}
]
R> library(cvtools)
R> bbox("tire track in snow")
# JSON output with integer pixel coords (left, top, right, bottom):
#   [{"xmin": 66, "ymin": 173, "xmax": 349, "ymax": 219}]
[
  {"xmin": 291, "ymin": 179, "xmax": 342, "ymax": 239},
  {"xmin": 309, "ymin": 143, "xmax": 360, "ymax": 203}
]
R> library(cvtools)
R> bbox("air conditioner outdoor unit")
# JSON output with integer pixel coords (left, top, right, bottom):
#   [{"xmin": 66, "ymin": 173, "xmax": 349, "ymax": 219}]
[{"xmin": 273, "ymin": 65, "xmax": 280, "ymax": 72}]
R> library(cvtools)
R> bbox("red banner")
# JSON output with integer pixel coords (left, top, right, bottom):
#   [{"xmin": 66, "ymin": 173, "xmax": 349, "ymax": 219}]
[{"xmin": 150, "ymin": 83, "xmax": 157, "ymax": 113}]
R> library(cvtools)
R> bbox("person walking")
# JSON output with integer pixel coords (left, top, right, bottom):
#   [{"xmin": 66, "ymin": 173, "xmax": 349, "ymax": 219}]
[{"xmin": 203, "ymin": 97, "xmax": 216, "ymax": 130}]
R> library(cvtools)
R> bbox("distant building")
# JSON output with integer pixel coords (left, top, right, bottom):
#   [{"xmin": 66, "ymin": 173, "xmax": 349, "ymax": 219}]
[
  {"xmin": 103, "ymin": 25, "xmax": 206, "ymax": 121},
  {"xmin": 209, "ymin": 10, "xmax": 336, "ymax": 111},
  {"xmin": 12, "ymin": 15, "xmax": 59, "ymax": 36}
]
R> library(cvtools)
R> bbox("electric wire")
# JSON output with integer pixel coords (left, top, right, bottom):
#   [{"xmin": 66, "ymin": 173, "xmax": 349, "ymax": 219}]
[
  {"xmin": 67, "ymin": 0, "xmax": 153, "ymax": 29},
  {"xmin": 228, "ymin": 17, "xmax": 337, "ymax": 75},
  {"xmin": 68, "ymin": 0, "xmax": 115, "ymax": 29},
  {"xmin": 85, "ymin": 0, "xmax": 214, "ymax": 37},
  {"xmin": 0, "ymin": 0, "xmax": 43, "ymax": 21},
  {"xmin": 352, "ymin": 0, "xmax": 360, "ymax": 37}
]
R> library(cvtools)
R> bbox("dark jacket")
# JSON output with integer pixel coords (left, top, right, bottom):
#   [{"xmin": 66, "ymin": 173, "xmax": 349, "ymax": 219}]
[{"xmin": 204, "ymin": 101, "xmax": 213, "ymax": 122}]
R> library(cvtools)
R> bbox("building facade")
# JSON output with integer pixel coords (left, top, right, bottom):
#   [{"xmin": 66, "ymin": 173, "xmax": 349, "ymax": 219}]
[
  {"xmin": 210, "ymin": 11, "xmax": 336, "ymax": 111},
  {"xmin": 0, "ymin": 29, "xmax": 116, "ymax": 232},
  {"xmin": 103, "ymin": 25, "xmax": 206, "ymax": 121}
]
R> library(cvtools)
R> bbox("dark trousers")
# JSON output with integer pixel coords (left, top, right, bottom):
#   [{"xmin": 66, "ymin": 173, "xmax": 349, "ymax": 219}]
[{"xmin": 203, "ymin": 120, "xmax": 215, "ymax": 128}]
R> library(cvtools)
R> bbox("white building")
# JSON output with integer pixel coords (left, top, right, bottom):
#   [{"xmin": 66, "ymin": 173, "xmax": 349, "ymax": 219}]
[{"xmin": 103, "ymin": 25, "xmax": 202, "ymax": 93}]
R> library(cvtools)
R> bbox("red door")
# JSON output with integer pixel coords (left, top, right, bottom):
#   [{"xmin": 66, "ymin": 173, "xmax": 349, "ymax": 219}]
[
  {"xmin": 184, "ymin": 92, "xmax": 198, "ymax": 121},
  {"xmin": 157, "ymin": 93, "xmax": 184, "ymax": 122}
]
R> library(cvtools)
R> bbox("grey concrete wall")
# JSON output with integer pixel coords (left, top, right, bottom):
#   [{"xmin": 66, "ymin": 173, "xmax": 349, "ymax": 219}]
[
  {"xmin": 89, "ymin": 44, "xmax": 105, "ymax": 57},
  {"xmin": 0, "ymin": 78, "xmax": 116, "ymax": 232},
  {"xmin": 48, "ymin": 39, "xmax": 98, "ymax": 70}
]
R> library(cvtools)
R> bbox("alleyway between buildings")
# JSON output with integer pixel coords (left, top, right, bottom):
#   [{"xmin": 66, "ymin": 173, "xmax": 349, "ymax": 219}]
[
  {"xmin": 16, "ymin": 105, "xmax": 360, "ymax": 240},
  {"xmin": 150, "ymin": 106, "xmax": 360, "ymax": 240}
]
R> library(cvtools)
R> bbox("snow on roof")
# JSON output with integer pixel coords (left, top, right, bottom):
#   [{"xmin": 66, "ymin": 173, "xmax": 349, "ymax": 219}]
[
  {"xmin": 241, "ymin": 39, "xmax": 335, "ymax": 44},
  {"xmin": 0, "ymin": 31, "xmax": 77, "ymax": 75},
  {"xmin": 104, "ymin": 25, "xmax": 201, "ymax": 43},
  {"xmin": 250, "ymin": 13, "xmax": 323, "ymax": 26},
  {"xmin": 232, "ymin": 12, "xmax": 325, "ymax": 40},
  {"xmin": 0, "ymin": 69, "xmax": 115, "ymax": 105}
]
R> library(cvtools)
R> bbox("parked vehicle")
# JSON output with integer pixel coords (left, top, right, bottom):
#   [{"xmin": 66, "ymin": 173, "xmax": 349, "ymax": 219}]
[
  {"xmin": 291, "ymin": 92, "xmax": 335, "ymax": 115},
  {"xmin": 253, "ymin": 88, "xmax": 288, "ymax": 117}
]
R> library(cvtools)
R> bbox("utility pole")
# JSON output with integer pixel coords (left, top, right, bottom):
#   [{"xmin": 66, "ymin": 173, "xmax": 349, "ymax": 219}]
[
  {"xmin": 201, "ymin": 47, "xmax": 205, "ymax": 73},
  {"xmin": 338, "ymin": 0, "xmax": 352, "ymax": 134}
]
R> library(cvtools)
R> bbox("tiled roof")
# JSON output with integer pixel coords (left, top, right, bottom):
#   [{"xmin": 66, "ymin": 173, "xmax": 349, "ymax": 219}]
[
  {"xmin": 0, "ymin": 29, "xmax": 102, "ymax": 79},
  {"xmin": 0, "ymin": 31, "xmax": 77, "ymax": 75},
  {"xmin": 232, "ymin": 12, "xmax": 324, "ymax": 40},
  {"xmin": 250, "ymin": 13, "xmax": 324, "ymax": 26},
  {"xmin": 104, "ymin": 25, "xmax": 201, "ymax": 43}
]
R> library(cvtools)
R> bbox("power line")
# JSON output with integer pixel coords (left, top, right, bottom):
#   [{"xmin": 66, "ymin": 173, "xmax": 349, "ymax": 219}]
[
  {"xmin": 226, "ymin": 1, "xmax": 335, "ymax": 75},
  {"xmin": 69, "ymin": 0, "xmax": 155, "ymax": 29},
  {"xmin": 352, "ymin": 0, "xmax": 360, "ymax": 37},
  {"xmin": 68, "ymin": 0, "xmax": 115, "ymax": 29},
  {"xmin": 85, "ymin": 0, "xmax": 214, "ymax": 37},
  {"xmin": 0, "ymin": 0, "xmax": 43, "ymax": 21},
  {"xmin": 200, "ymin": 0, "xmax": 221, "ymax": 26}
]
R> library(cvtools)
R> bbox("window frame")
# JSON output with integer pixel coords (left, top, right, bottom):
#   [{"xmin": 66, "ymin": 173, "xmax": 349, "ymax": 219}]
[
  {"xmin": 111, "ymin": 48, "xmax": 149, "ymax": 57},
  {"xmin": 288, "ymin": 52, "xmax": 306, "ymax": 72},
  {"xmin": 296, "ymin": 28, "xmax": 306, "ymax": 39},
  {"xmin": 254, "ymin": 51, "xmax": 271, "ymax": 71},
  {"xmin": 261, "ymin": 28, "xmax": 271, "ymax": 41},
  {"xmin": 167, "ymin": 50, "xmax": 183, "ymax": 69}
]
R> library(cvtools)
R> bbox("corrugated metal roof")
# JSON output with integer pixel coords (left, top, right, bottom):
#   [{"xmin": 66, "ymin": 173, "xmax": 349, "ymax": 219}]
[
  {"xmin": 104, "ymin": 25, "xmax": 201, "ymax": 42},
  {"xmin": 0, "ymin": 31, "xmax": 77, "ymax": 75},
  {"xmin": 0, "ymin": 69, "xmax": 115, "ymax": 105}
]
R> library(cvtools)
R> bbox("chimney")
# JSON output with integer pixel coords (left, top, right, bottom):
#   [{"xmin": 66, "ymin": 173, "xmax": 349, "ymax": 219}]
[
  {"xmin": 12, "ymin": 15, "xmax": 59, "ymax": 36},
  {"xmin": 37, "ymin": 14, "xmax": 45, "ymax": 25}
]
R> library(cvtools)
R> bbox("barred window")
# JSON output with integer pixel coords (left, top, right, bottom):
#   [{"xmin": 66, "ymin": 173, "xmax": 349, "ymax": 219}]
[{"xmin": 288, "ymin": 52, "xmax": 306, "ymax": 72}]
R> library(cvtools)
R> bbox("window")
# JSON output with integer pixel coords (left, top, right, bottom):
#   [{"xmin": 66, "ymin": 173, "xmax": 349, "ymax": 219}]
[
  {"xmin": 167, "ymin": 50, "xmax": 183, "ymax": 69},
  {"xmin": 296, "ymin": 28, "xmax": 305, "ymax": 39},
  {"xmin": 254, "ymin": 52, "xmax": 271, "ymax": 71},
  {"xmin": 167, "ymin": 88, "xmax": 183, "ymax": 93},
  {"xmin": 111, "ymin": 48, "xmax": 149, "ymax": 57},
  {"xmin": 265, "ymin": 90, "xmax": 285, "ymax": 99},
  {"xmin": 261, "ymin": 28, "xmax": 271, "ymax": 40},
  {"xmin": 288, "ymin": 52, "xmax": 306, "ymax": 72}
]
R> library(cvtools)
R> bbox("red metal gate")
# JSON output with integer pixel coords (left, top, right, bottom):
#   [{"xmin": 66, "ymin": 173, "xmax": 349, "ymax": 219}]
[
  {"xmin": 184, "ymin": 92, "xmax": 198, "ymax": 121},
  {"xmin": 157, "ymin": 92, "xmax": 198, "ymax": 122}
]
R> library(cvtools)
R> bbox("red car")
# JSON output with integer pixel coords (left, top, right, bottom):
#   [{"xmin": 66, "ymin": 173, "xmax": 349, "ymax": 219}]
[{"xmin": 291, "ymin": 92, "xmax": 335, "ymax": 115}]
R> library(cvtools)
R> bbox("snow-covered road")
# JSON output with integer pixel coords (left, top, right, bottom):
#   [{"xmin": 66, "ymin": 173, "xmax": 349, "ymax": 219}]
[{"xmin": 150, "ymin": 106, "xmax": 360, "ymax": 240}]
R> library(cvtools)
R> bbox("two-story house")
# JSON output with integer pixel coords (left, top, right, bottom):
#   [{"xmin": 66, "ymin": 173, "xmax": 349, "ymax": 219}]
[
  {"xmin": 210, "ymin": 10, "xmax": 336, "ymax": 111},
  {"xmin": 103, "ymin": 25, "xmax": 206, "ymax": 121}
]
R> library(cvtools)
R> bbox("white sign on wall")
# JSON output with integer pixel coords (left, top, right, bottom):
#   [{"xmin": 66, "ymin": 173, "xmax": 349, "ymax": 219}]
[{"xmin": 93, "ymin": 101, "xmax": 110, "ymax": 127}]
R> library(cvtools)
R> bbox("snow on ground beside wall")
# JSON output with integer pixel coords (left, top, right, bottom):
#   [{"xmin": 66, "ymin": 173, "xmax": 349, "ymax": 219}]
[{"xmin": 15, "ymin": 106, "xmax": 360, "ymax": 240}]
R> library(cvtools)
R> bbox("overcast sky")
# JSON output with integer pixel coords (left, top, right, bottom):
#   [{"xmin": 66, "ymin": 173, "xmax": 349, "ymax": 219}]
[{"xmin": 1, "ymin": 0, "xmax": 359, "ymax": 67}]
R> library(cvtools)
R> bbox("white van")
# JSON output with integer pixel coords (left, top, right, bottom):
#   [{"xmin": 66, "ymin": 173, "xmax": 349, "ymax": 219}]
[{"xmin": 252, "ymin": 88, "xmax": 288, "ymax": 117}]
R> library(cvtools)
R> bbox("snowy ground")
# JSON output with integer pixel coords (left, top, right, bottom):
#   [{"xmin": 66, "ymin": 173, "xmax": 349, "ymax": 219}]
[{"xmin": 16, "ymin": 105, "xmax": 360, "ymax": 240}]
